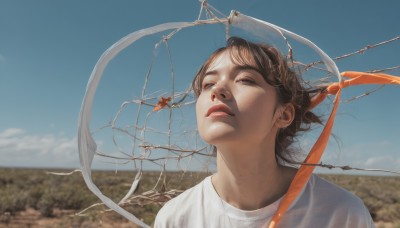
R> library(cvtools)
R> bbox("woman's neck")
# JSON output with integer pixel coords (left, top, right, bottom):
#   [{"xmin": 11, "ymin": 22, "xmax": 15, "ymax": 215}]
[{"xmin": 211, "ymin": 143, "xmax": 296, "ymax": 211}]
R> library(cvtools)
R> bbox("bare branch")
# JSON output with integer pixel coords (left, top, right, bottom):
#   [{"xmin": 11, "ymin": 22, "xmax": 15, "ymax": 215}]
[
  {"xmin": 306, "ymin": 36, "xmax": 400, "ymax": 68},
  {"xmin": 302, "ymin": 162, "xmax": 400, "ymax": 175}
]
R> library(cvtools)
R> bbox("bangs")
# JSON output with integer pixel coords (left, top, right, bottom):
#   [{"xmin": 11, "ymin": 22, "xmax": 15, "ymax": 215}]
[
  {"xmin": 226, "ymin": 38, "xmax": 278, "ymax": 86},
  {"xmin": 228, "ymin": 44, "xmax": 270, "ymax": 79}
]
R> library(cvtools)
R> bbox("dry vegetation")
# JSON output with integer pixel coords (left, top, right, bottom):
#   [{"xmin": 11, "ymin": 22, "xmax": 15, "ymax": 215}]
[{"xmin": 0, "ymin": 168, "xmax": 399, "ymax": 227}]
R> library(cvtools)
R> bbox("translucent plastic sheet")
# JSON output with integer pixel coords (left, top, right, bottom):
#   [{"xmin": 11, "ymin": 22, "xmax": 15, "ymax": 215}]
[{"xmin": 79, "ymin": 19, "xmax": 228, "ymax": 228}]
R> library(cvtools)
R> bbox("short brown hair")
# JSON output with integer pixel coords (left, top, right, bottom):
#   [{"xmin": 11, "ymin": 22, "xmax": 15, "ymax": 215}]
[{"xmin": 192, "ymin": 37, "xmax": 322, "ymax": 165}]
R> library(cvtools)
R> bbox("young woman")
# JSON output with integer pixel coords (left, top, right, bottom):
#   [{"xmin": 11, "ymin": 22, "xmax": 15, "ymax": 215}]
[{"xmin": 154, "ymin": 37, "xmax": 374, "ymax": 227}]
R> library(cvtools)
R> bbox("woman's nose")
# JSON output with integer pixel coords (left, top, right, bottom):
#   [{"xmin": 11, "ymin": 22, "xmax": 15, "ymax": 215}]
[{"xmin": 210, "ymin": 84, "xmax": 232, "ymax": 101}]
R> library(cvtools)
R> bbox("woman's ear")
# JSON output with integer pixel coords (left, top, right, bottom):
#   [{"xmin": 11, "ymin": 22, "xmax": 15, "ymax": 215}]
[{"xmin": 275, "ymin": 104, "xmax": 295, "ymax": 128}]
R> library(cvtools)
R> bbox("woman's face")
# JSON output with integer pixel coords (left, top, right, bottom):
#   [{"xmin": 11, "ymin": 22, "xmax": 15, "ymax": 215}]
[{"xmin": 196, "ymin": 50, "xmax": 282, "ymax": 147}]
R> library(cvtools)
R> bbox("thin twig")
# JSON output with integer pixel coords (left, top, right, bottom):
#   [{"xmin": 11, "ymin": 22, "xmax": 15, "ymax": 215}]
[
  {"xmin": 367, "ymin": 65, "xmax": 400, "ymax": 73},
  {"xmin": 306, "ymin": 36, "xmax": 400, "ymax": 67},
  {"xmin": 302, "ymin": 162, "xmax": 400, "ymax": 175}
]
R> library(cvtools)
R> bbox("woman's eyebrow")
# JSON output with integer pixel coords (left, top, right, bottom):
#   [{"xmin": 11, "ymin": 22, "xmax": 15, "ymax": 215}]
[
  {"xmin": 204, "ymin": 69, "xmax": 218, "ymax": 77},
  {"xmin": 234, "ymin": 65, "xmax": 263, "ymax": 78},
  {"xmin": 204, "ymin": 65, "xmax": 261, "ymax": 77}
]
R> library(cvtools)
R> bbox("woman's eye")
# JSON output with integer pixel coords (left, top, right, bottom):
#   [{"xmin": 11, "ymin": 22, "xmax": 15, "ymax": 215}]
[
  {"xmin": 202, "ymin": 82, "xmax": 214, "ymax": 90},
  {"xmin": 237, "ymin": 78, "xmax": 255, "ymax": 84}
]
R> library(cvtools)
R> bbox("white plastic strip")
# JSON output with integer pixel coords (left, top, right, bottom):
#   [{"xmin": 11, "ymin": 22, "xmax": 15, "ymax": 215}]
[
  {"xmin": 230, "ymin": 11, "xmax": 341, "ymax": 82},
  {"xmin": 78, "ymin": 20, "xmax": 226, "ymax": 227},
  {"xmin": 119, "ymin": 171, "xmax": 142, "ymax": 205}
]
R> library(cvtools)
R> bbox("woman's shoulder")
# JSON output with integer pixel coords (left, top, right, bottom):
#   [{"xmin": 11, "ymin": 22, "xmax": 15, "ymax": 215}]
[
  {"xmin": 161, "ymin": 175, "xmax": 211, "ymax": 206},
  {"xmin": 309, "ymin": 174, "xmax": 365, "ymax": 206},
  {"xmin": 154, "ymin": 176, "xmax": 212, "ymax": 227},
  {"xmin": 283, "ymin": 174, "xmax": 374, "ymax": 227},
  {"xmin": 299, "ymin": 174, "xmax": 373, "ymax": 225}
]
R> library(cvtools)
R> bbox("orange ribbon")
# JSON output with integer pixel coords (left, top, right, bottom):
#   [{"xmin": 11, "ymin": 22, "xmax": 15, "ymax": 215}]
[{"xmin": 269, "ymin": 71, "xmax": 400, "ymax": 227}]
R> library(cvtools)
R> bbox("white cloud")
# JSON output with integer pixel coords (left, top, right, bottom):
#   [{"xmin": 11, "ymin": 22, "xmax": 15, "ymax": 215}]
[
  {"xmin": 317, "ymin": 140, "xmax": 400, "ymax": 175},
  {"xmin": 0, "ymin": 128, "xmax": 79, "ymax": 168},
  {"xmin": 0, "ymin": 128, "xmax": 26, "ymax": 138}
]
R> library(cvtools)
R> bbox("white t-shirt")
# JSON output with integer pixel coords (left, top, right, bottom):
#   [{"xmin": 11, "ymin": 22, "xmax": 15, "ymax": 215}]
[{"xmin": 154, "ymin": 174, "xmax": 374, "ymax": 228}]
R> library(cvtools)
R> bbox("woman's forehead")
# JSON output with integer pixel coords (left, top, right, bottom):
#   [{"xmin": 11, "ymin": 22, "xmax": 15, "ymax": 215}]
[
  {"xmin": 206, "ymin": 51, "xmax": 229, "ymax": 72},
  {"xmin": 206, "ymin": 48, "xmax": 258, "ymax": 72}
]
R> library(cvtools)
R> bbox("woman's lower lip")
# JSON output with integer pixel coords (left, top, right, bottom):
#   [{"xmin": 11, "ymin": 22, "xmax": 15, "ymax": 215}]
[{"xmin": 208, "ymin": 112, "xmax": 232, "ymax": 117}]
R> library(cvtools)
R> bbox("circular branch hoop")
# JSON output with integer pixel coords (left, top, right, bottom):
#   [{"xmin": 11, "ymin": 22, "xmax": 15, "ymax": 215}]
[{"xmin": 78, "ymin": 10, "xmax": 341, "ymax": 227}]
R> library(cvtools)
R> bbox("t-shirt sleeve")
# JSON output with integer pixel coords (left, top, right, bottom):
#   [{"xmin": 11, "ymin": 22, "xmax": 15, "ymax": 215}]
[
  {"xmin": 153, "ymin": 188, "xmax": 194, "ymax": 228},
  {"xmin": 153, "ymin": 209, "xmax": 165, "ymax": 228},
  {"xmin": 153, "ymin": 201, "xmax": 174, "ymax": 228},
  {"xmin": 344, "ymin": 203, "xmax": 375, "ymax": 228},
  {"xmin": 310, "ymin": 175, "xmax": 376, "ymax": 228}
]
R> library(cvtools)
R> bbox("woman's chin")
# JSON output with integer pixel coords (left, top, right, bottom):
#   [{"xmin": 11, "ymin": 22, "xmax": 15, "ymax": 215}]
[{"xmin": 201, "ymin": 130, "xmax": 239, "ymax": 145}]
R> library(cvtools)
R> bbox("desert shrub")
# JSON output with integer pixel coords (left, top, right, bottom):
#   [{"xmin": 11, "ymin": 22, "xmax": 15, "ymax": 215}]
[
  {"xmin": 0, "ymin": 186, "xmax": 27, "ymax": 214},
  {"xmin": 144, "ymin": 204, "xmax": 161, "ymax": 214},
  {"xmin": 143, "ymin": 213, "xmax": 156, "ymax": 225},
  {"xmin": 319, "ymin": 174, "xmax": 400, "ymax": 222},
  {"xmin": 0, "ymin": 194, "xmax": 23, "ymax": 215},
  {"xmin": 0, "ymin": 168, "xmax": 399, "ymax": 224},
  {"xmin": 52, "ymin": 184, "xmax": 94, "ymax": 210},
  {"xmin": 26, "ymin": 185, "xmax": 45, "ymax": 209},
  {"xmin": 377, "ymin": 204, "xmax": 400, "ymax": 222},
  {"xmin": 0, "ymin": 174, "xmax": 13, "ymax": 185},
  {"xmin": 37, "ymin": 192, "xmax": 55, "ymax": 217}
]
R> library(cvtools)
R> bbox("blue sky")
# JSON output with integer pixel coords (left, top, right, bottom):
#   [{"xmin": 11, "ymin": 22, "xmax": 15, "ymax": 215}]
[{"xmin": 0, "ymin": 0, "xmax": 399, "ymax": 174}]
